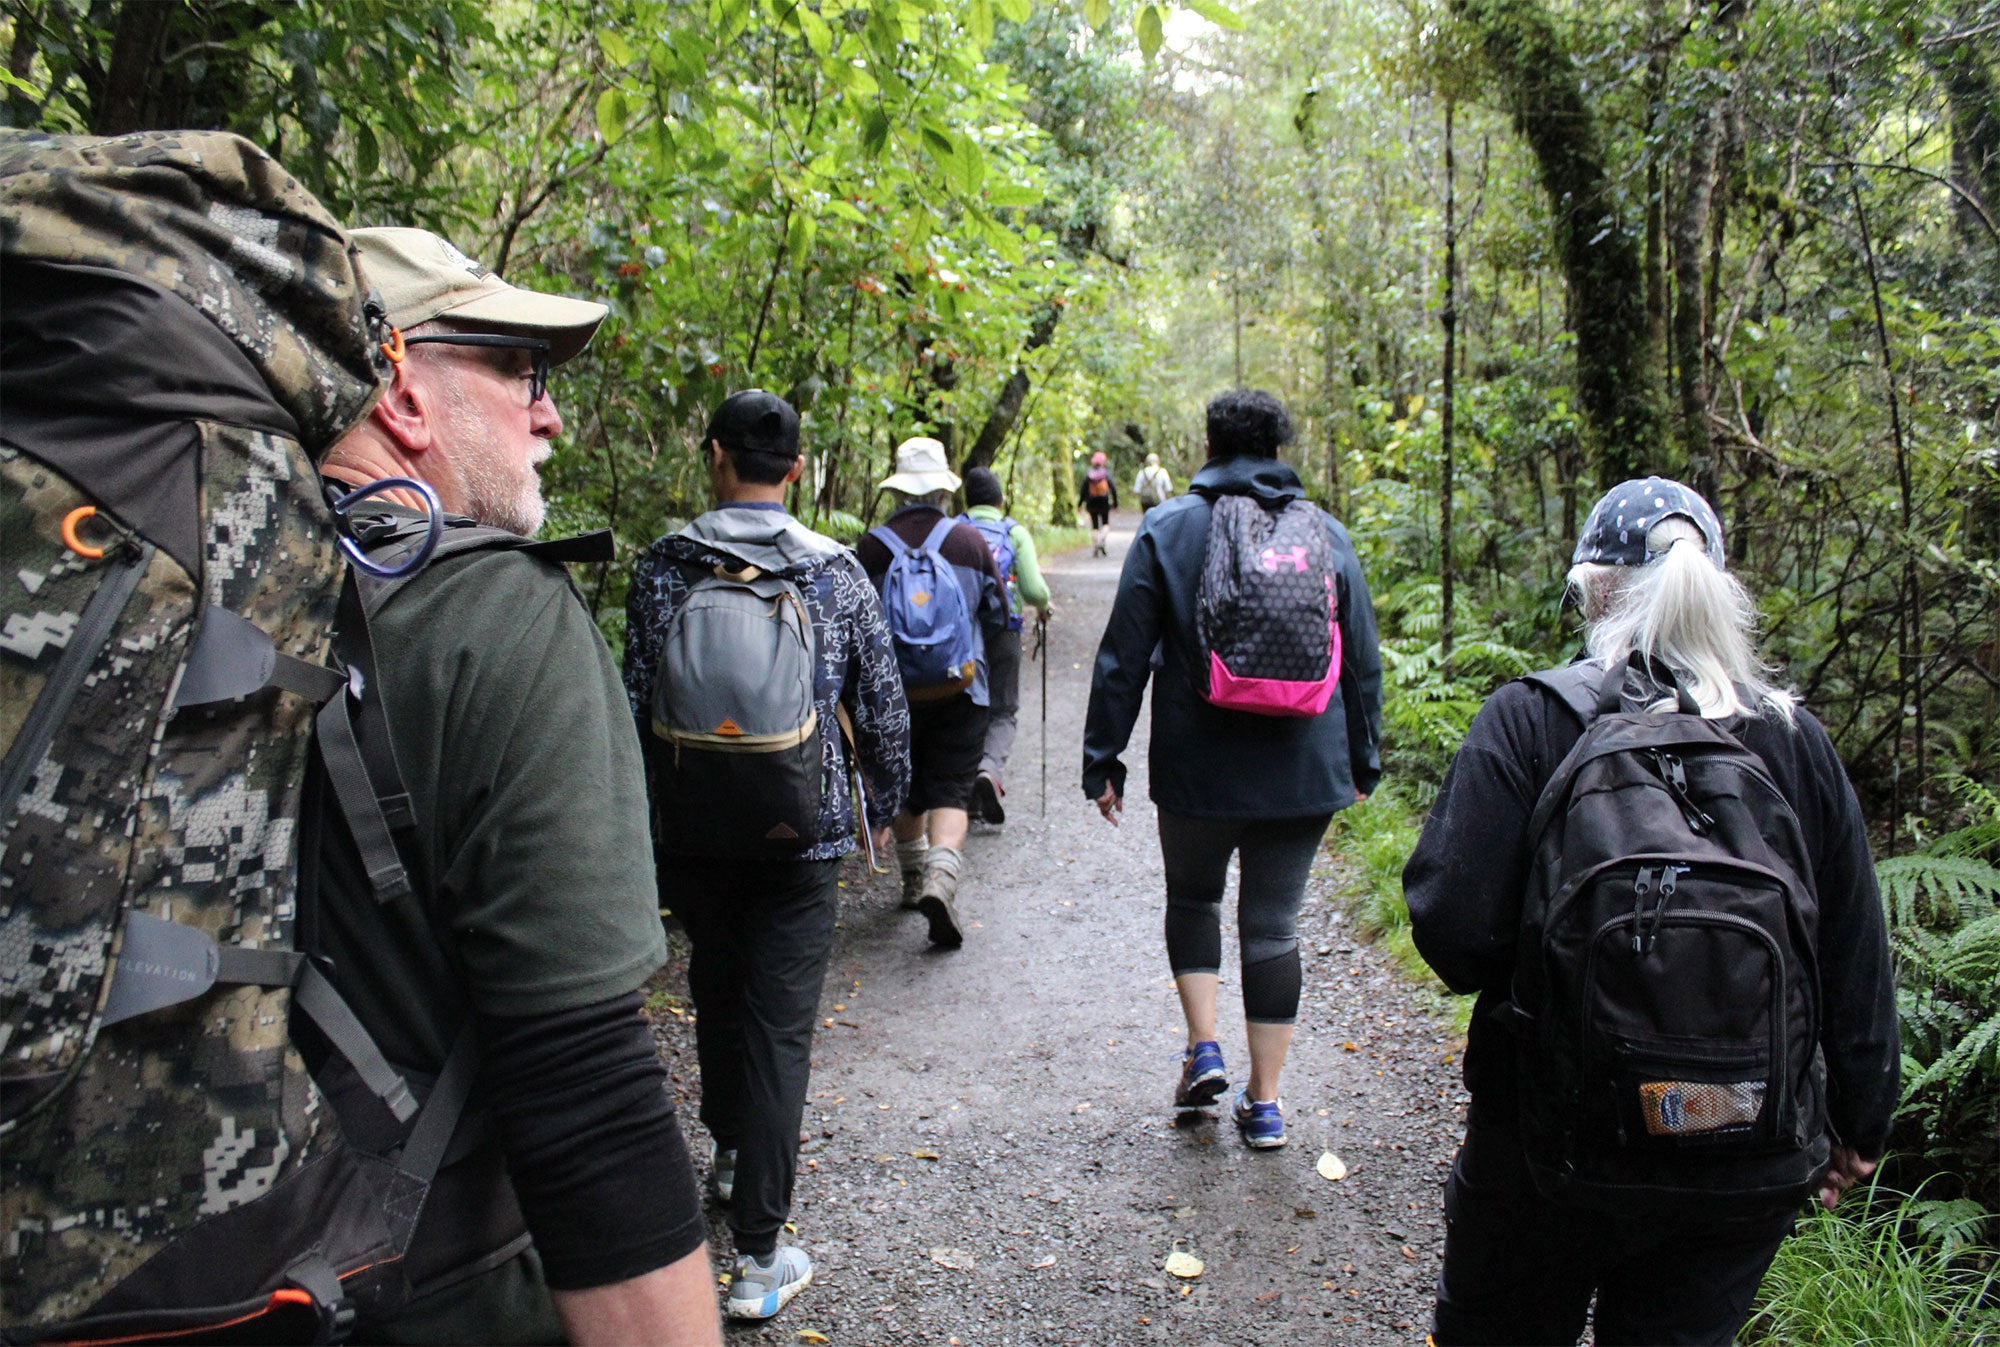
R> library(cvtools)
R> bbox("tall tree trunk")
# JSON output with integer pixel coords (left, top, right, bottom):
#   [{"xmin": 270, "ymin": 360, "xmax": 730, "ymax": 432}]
[
  {"xmin": 1642, "ymin": 6, "xmax": 1669, "ymax": 385},
  {"xmin": 1673, "ymin": 0, "xmax": 1744, "ymax": 501},
  {"xmin": 1457, "ymin": 0, "xmax": 1666, "ymax": 483},
  {"xmin": 961, "ymin": 303, "xmax": 1060, "ymax": 471},
  {"xmin": 1931, "ymin": 21, "xmax": 2000, "ymax": 244},
  {"xmin": 1853, "ymin": 178, "xmax": 1926, "ymax": 828},
  {"xmin": 93, "ymin": 0, "xmax": 174, "ymax": 134},
  {"xmin": 1440, "ymin": 100, "xmax": 1458, "ymax": 666},
  {"xmin": 1232, "ymin": 284, "xmax": 1244, "ymax": 386},
  {"xmin": 1672, "ymin": 106, "xmax": 1722, "ymax": 497}
]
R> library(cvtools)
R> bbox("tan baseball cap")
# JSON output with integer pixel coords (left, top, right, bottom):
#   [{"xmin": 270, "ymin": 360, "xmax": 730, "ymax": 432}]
[{"xmin": 351, "ymin": 226, "xmax": 608, "ymax": 365}]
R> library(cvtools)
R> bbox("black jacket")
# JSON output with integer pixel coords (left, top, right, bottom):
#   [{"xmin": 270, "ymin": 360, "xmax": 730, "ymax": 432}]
[
  {"xmin": 1403, "ymin": 677, "xmax": 1900, "ymax": 1157},
  {"xmin": 1081, "ymin": 454, "xmax": 1383, "ymax": 818}
]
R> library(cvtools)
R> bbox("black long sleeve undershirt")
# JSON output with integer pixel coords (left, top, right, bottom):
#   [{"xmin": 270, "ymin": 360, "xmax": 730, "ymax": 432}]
[{"xmin": 479, "ymin": 990, "xmax": 707, "ymax": 1291}]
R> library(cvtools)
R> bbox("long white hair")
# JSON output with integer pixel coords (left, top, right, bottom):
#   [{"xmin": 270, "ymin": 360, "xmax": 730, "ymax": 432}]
[{"xmin": 1568, "ymin": 515, "xmax": 1796, "ymax": 724}]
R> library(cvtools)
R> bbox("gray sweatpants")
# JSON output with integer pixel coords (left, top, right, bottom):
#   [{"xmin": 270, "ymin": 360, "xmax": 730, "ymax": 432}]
[{"xmin": 980, "ymin": 626, "xmax": 1022, "ymax": 785}]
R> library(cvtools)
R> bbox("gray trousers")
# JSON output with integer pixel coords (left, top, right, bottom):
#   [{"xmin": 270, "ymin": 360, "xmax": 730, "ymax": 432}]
[{"xmin": 980, "ymin": 627, "xmax": 1022, "ymax": 785}]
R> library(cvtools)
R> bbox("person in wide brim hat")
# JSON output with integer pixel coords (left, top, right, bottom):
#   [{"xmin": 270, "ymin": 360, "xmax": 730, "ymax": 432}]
[{"xmin": 880, "ymin": 436, "xmax": 962, "ymax": 497}]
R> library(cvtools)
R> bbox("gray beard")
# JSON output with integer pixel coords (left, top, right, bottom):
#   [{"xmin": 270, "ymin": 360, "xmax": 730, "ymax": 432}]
[{"xmin": 442, "ymin": 384, "xmax": 546, "ymax": 537}]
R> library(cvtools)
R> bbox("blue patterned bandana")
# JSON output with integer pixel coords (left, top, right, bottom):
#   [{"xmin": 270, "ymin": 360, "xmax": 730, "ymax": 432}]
[{"xmin": 1572, "ymin": 477, "xmax": 1726, "ymax": 568}]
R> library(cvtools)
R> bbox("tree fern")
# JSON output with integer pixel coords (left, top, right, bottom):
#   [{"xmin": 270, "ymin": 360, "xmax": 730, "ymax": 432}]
[
  {"xmin": 1878, "ymin": 854, "xmax": 2000, "ymax": 928},
  {"xmin": 1881, "ymin": 775, "xmax": 2000, "ymax": 1207}
]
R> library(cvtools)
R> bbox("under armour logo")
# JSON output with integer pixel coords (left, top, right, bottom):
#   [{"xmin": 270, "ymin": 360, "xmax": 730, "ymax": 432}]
[{"xmin": 1259, "ymin": 546, "xmax": 1309, "ymax": 573}]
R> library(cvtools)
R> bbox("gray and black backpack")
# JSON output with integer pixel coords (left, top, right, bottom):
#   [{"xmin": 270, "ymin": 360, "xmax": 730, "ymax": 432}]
[
  {"xmin": 1508, "ymin": 655, "xmax": 1828, "ymax": 1213},
  {"xmin": 649, "ymin": 557, "xmax": 823, "ymax": 852}
]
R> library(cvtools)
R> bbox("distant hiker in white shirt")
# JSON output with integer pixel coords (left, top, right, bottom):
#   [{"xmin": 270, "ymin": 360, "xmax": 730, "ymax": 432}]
[{"xmin": 1134, "ymin": 453, "xmax": 1174, "ymax": 512}]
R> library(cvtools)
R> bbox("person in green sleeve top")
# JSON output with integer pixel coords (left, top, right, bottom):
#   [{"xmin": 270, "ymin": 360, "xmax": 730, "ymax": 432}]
[{"xmin": 958, "ymin": 466, "xmax": 1052, "ymax": 824}]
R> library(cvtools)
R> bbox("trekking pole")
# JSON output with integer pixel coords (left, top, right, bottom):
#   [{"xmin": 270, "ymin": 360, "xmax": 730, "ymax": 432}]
[{"xmin": 1037, "ymin": 609, "xmax": 1049, "ymax": 816}]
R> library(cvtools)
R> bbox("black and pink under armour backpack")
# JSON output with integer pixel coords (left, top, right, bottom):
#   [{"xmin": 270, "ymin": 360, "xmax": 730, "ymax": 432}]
[{"xmin": 1195, "ymin": 494, "xmax": 1341, "ymax": 717}]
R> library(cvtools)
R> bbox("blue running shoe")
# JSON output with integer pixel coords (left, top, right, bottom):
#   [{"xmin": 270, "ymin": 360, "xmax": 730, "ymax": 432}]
[
  {"xmin": 1232, "ymin": 1087, "xmax": 1286, "ymax": 1149},
  {"xmin": 1173, "ymin": 1040, "xmax": 1229, "ymax": 1111}
]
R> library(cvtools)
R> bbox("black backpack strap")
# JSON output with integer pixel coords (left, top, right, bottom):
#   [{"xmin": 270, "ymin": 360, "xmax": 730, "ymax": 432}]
[
  {"xmin": 318, "ymin": 572, "xmax": 416, "ymax": 904},
  {"xmin": 319, "ymin": 517, "xmax": 613, "ymax": 906},
  {"xmin": 1521, "ymin": 661, "xmax": 1607, "ymax": 725}
]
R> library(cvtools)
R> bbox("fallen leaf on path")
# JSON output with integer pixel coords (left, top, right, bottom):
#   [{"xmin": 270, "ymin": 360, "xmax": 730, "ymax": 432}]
[
  {"xmin": 1293, "ymin": 1207, "xmax": 1317, "ymax": 1219},
  {"xmin": 1163, "ymin": 1249, "xmax": 1204, "ymax": 1279},
  {"xmin": 1317, "ymin": 1151, "xmax": 1349, "ymax": 1182},
  {"xmin": 796, "ymin": 1333, "xmax": 829, "ymax": 1344},
  {"xmin": 1286, "ymin": 1244, "xmax": 1300, "ymax": 1254},
  {"xmin": 1402, "ymin": 1244, "xmax": 1419, "ymax": 1259},
  {"xmin": 911, "ymin": 1147, "xmax": 939, "ymax": 1160},
  {"xmin": 929, "ymin": 1247, "xmax": 976, "ymax": 1271},
  {"xmin": 1028, "ymin": 1255, "xmax": 1056, "ymax": 1269},
  {"xmin": 1256, "ymin": 1290, "xmax": 1281, "ymax": 1303},
  {"xmin": 1341, "ymin": 1042, "xmax": 1360, "ymax": 1051}
]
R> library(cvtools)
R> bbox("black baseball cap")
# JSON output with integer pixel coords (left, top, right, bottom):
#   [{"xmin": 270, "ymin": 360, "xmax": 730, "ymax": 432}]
[
  {"xmin": 1573, "ymin": 476, "xmax": 1727, "ymax": 569},
  {"xmin": 705, "ymin": 389, "xmax": 800, "ymax": 458}
]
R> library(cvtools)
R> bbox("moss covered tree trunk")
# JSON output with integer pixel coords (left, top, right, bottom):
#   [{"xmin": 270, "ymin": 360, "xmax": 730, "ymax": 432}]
[{"xmin": 1457, "ymin": 0, "xmax": 1665, "ymax": 483}]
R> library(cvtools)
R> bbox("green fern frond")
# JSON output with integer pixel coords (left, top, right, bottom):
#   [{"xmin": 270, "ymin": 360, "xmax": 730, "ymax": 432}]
[
  {"xmin": 1934, "ymin": 774, "xmax": 2000, "ymax": 859},
  {"xmin": 1935, "ymin": 913, "xmax": 2000, "ymax": 990},
  {"xmin": 1876, "ymin": 853, "xmax": 2000, "ymax": 930},
  {"xmin": 1909, "ymin": 1197, "xmax": 1996, "ymax": 1262},
  {"xmin": 1902, "ymin": 1011, "xmax": 2000, "ymax": 1103}
]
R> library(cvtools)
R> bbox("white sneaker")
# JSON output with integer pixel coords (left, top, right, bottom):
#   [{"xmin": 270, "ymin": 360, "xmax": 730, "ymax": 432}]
[{"xmin": 726, "ymin": 1246, "xmax": 812, "ymax": 1319}]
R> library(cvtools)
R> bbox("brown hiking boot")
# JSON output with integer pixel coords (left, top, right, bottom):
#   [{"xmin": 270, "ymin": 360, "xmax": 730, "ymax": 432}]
[{"xmin": 917, "ymin": 867, "xmax": 964, "ymax": 948}]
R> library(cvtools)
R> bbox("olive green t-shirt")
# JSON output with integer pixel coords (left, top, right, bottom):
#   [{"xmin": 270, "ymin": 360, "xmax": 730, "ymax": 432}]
[{"xmin": 316, "ymin": 540, "xmax": 666, "ymax": 1071}]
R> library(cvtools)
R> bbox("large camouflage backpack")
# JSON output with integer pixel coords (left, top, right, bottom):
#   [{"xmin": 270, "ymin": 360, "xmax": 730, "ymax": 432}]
[{"xmin": 0, "ymin": 130, "xmax": 467, "ymax": 1344}]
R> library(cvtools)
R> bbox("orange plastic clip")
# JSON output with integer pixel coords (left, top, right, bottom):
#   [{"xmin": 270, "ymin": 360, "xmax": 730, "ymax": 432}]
[
  {"xmin": 379, "ymin": 326, "xmax": 406, "ymax": 363},
  {"xmin": 61, "ymin": 506, "xmax": 106, "ymax": 559}
]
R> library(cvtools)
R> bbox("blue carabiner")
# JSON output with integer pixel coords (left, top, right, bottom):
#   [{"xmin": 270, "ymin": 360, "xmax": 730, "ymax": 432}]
[{"xmin": 331, "ymin": 477, "xmax": 444, "ymax": 579}]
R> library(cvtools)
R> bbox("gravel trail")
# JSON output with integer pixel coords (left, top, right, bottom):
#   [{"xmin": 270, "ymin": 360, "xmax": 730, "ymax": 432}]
[{"xmin": 647, "ymin": 509, "xmax": 1468, "ymax": 1345}]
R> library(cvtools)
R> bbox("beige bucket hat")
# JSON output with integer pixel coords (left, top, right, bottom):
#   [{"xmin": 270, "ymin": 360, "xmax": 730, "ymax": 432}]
[
  {"xmin": 351, "ymin": 226, "xmax": 608, "ymax": 365},
  {"xmin": 879, "ymin": 436, "xmax": 961, "ymax": 495}
]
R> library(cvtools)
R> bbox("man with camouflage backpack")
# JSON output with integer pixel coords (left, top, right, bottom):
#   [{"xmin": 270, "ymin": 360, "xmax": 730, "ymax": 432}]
[
  {"xmin": 623, "ymin": 389, "xmax": 910, "ymax": 1322},
  {"xmin": 1, "ymin": 136, "xmax": 714, "ymax": 1345},
  {"xmin": 306, "ymin": 227, "xmax": 718, "ymax": 1343}
]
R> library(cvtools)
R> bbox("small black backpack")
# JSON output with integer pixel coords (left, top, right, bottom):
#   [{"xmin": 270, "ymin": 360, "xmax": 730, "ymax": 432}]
[
  {"xmin": 1508, "ymin": 655, "xmax": 1828, "ymax": 1212},
  {"xmin": 1194, "ymin": 494, "xmax": 1342, "ymax": 717}
]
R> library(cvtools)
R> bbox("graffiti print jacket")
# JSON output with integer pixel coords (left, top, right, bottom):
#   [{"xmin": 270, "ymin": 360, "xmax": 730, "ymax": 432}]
[{"xmin": 625, "ymin": 502, "xmax": 911, "ymax": 860}]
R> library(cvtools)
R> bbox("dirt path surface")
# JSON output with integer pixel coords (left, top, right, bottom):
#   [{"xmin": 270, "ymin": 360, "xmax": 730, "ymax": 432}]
[{"xmin": 648, "ymin": 509, "xmax": 1468, "ymax": 1345}]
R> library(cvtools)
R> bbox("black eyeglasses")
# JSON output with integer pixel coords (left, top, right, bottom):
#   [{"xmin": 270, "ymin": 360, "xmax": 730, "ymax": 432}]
[{"xmin": 400, "ymin": 332, "xmax": 551, "ymax": 404}]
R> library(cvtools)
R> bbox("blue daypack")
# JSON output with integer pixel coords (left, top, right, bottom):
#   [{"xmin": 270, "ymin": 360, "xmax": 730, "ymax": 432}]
[
  {"xmin": 869, "ymin": 517, "xmax": 979, "ymax": 700},
  {"xmin": 959, "ymin": 513, "xmax": 1023, "ymax": 633}
]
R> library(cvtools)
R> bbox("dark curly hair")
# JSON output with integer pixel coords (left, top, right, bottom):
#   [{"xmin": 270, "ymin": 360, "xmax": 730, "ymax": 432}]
[{"xmin": 1205, "ymin": 388, "xmax": 1294, "ymax": 459}]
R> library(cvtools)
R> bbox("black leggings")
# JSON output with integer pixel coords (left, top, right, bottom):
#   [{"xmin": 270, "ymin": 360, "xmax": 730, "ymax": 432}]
[{"xmin": 1157, "ymin": 811, "xmax": 1331, "ymax": 1025}]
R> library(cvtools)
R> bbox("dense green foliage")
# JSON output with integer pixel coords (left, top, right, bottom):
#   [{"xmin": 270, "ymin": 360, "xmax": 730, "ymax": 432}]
[{"xmin": 5, "ymin": 0, "xmax": 1996, "ymax": 1323}]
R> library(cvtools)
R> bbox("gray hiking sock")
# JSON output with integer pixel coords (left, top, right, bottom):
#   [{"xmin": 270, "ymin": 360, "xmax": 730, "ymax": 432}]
[
  {"xmin": 926, "ymin": 845, "xmax": 964, "ymax": 881},
  {"xmin": 896, "ymin": 837, "xmax": 930, "ymax": 877}
]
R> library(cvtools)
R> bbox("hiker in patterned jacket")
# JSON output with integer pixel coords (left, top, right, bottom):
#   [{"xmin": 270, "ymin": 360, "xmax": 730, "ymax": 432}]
[{"xmin": 624, "ymin": 390, "xmax": 910, "ymax": 1322}]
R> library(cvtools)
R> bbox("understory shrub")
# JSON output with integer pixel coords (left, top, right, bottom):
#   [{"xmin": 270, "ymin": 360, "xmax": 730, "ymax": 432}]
[
  {"xmin": 1744, "ymin": 1180, "xmax": 2000, "ymax": 1345},
  {"xmin": 1878, "ymin": 776, "xmax": 2000, "ymax": 1211}
]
